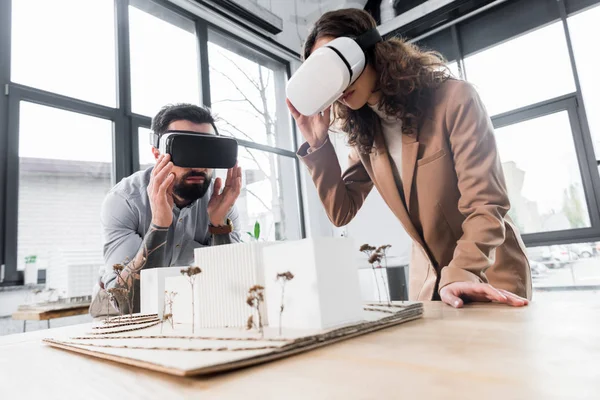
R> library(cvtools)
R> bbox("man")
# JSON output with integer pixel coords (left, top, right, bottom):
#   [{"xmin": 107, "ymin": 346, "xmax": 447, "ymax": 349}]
[{"xmin": 90, "ymin": 104, "xmax": 242, "ymax": 316}]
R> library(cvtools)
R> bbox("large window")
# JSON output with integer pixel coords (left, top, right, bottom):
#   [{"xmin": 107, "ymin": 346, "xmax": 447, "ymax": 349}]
[
  {"xmin": 495, "ymin": 110, "xmax": 590, "ymax": 234},
  {"xmin": 398, "ymin": 0, "xmax": 600, "ymax": 298},
  {"xmin": 17, "ymin": 103, "xmax": 112, "ymax": 274},
  {"xmin": 138, "ymin": 127, "xmax": 156, "ymax": 171},
  {"xmin": 463, "ymin": 22, "xmax": 575, "ymax": 116},
  {"xmin": 208, "ymin": 30, "xmax": 301, "ymax": 241},
  {"xmin": 569, "ymin": 4, "xmax": 600, "ymax": 160},
  {"xmin": 2, "ymin": 0, "xmax": 304, "ymax": 289},
  {"xmin": 463, "ymin": 15, "xmax": 599, "ymax": 295},
  {"xmin": 235, "ymin": 148, "xmax": 301, "ymax": 241},
  {"xmin": 128, "ymin": 0, "xmax": 200, "ymax": 117},
  {"xmin": 11, "ymin": 0, "xmax": 117, "ymax": 107},
  {"xmin": 527, "ymin": 242, "xmax": 600, "ymax": 291}
]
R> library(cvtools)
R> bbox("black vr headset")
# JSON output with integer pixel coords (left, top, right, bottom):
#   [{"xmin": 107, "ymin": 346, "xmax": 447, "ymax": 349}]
[{"xmin": 150, "ymin": 125, "xmax": 238, "ymax": 169}]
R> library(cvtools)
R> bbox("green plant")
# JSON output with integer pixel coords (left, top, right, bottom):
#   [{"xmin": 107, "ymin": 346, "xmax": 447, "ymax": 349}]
[
  {"xmin": 24, "ymin": 255, "xmax": 37, "ymax": 264},
  {"xmin": 247, "ymin": 221, "xmax": 261, "ymax": 241}
]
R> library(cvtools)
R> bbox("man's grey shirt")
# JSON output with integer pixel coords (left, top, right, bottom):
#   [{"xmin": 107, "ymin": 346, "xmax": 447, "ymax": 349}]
[{"xmin": 100, "ymin": 168, "xmax": 241, "ymax": 288}]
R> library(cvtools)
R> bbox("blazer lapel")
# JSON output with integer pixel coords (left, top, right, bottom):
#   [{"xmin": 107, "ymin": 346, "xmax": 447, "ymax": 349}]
[
  {"xmin": 368, "ymin": 128, "xmax": 425, "ymax": 249},
  {"xmin": 401, "ymin": 132, "xmax": 419, "ymax": 211}
]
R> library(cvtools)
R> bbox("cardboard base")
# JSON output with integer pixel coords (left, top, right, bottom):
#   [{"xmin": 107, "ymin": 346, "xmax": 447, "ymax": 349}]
[{"xmin": 43, "ymin": 302, "xmax": 423, "ymax": 377}]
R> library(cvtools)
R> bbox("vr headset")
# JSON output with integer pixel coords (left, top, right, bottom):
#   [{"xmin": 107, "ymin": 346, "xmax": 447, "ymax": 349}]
[
  {"xmin": 150, "ymin": 127, "xmax": 238, "ymax": 169},
  {"xmin": 286, "ymin": 28, "xmax": 382, "ymax": 116}
]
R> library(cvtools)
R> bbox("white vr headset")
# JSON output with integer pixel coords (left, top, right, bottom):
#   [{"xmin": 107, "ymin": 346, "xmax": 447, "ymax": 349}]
[{"xmin": 286, "ymin": 28, "xmax": 382, "ymax": 116}]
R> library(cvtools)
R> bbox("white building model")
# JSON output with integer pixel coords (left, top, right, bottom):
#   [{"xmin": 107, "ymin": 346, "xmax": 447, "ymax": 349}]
[
  {"xmin": 264, "ymin": 238, "xmax": 364, "ymax": 330},
  {"xmin": 140, "ymin": 268, "xmax": 182, "ymax": 318},
  {"xmin": 164, "ymin": 242, "xmax": 271, "ymax": 328},
  {"xmin": 140, "ymin": 238, "xmax": 364, "ymax": 331}
]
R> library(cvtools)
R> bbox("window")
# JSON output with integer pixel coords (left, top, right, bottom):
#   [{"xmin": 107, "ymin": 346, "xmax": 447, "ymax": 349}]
[
  {"xmin": 11, "ymin": 0, "xmax": 117, "ymax": 106},
  {"xmin": 208, "ymin": 30, "xmax": 301, "ymax": 241},
  {"xmin": 447, "ymin": 62, "xmax": 460, "ymax": 79},
  {"xmin": 129, "ymin": 0, "xmax": 200, "ymax": 117},
  {"xmin": 527, "ymin": 242, "xmax": 600, "ymax": 291},
  {"xmin": 464, "ymin": 22, "xmax": 575, "ymax": 116},
  {"xmin": 495, "ymin": 111, "xmax": 590, "ymax": 234},
  {"xmin": 138, "ymin": 127, "xmax": 156, "ymax": 170},
  {"xmin": 235, "ymin": 148, "xmax": 301, "ymax": 241},
  {"xmin": 569, "ymin": 5, "xmax": 600, "ymax": 158},
  {"xmin": 208, "ymin": 31, "xmax": 293, "ymax": 151},
  {"xmin": 17, "ymin": 102, "xmax": 112, "ymax": 277},
  {"xmin": 2, "ymin": 0, "xmax": 304, "ymax": 292}
]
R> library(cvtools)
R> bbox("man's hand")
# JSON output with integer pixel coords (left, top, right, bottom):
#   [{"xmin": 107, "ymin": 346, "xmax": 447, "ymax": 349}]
[
  {"xmin": 147, "ymin": 154, "xmax": 175, "ymax": 227},
  {"xmin": 208, "ymin": 164, "xmax": 242, "ymax": 227},
  {"xmin": 440, "ymin": 281, "xmax": 529, "ymax": 308}
]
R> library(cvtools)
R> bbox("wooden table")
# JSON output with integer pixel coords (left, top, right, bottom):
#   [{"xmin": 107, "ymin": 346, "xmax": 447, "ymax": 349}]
[
  {"xmin": 1, "ymin": 301, "xmax": 599, "ymax": 399},
  {"xmin": 11, "ymin": 302, "xmax": 90, "ymax": 332}
]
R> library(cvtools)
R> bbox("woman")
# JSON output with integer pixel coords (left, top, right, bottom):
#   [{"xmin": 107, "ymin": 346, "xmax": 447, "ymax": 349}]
[{"xmin": 288, "ymin": 9, "xmax": 531, "ymax": 308}]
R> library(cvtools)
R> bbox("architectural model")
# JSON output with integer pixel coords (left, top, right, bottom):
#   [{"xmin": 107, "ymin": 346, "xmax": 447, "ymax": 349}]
[{"xmin": 44, "ymin": 237, "xmax": 423, "ymax": 377}]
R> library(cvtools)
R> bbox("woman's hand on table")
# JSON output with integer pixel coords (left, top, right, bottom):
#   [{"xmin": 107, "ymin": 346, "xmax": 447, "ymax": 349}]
[{"xmin": 440, "ymin": 282, "xmax": 529, "ymax": 308}]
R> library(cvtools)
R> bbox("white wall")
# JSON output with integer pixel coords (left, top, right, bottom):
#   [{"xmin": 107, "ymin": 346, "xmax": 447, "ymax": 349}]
[
  {"xmin": 0, "ymin": 288, "xmax": 32, "ymax": 317},
  {"xmin": 17, "ymin": 172, "xmax": 109, "ymax": 273}
]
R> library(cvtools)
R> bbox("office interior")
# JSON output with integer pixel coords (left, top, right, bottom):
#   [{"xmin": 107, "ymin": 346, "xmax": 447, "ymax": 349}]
[{"xmin": 0, "ymin": 0, "xmax": 599, "ymax": 359}]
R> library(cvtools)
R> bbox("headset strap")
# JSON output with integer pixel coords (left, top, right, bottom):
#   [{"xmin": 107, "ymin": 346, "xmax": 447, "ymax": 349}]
[
  {"xmin": 151, "ymin": 124, "xmax": 220, "ymax": 147},
  {"xmin": 354, "ymin": 28, "xmax": 382, "ymax": 50}
]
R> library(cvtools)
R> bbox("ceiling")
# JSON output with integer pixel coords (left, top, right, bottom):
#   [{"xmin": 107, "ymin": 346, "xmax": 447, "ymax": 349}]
[{"xmin": 204, "ymin": 0, "xmax": 501, "ymax": 54}]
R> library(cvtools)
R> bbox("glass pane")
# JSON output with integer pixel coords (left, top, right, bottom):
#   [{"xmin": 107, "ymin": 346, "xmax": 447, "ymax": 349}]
[
  {"xmin": 495, "ymin": 111, "xmax": 590, "ymax": 234},
  {"xmin": 18, "ymin": 102, "xmax": 113, "ymax": 297},
  {"xmin": 11, "ymin": 0, "xmax": 116, "ymax": 106},
  {"xmin": 569, "ymin": 5, "xmax": 600, "ymax": 159},
  {"xmin": 464, "ymin": 22, "xmax": 575, "ymax": 116},
  {"xmin": 208, "ymin": 31, "xmax": 293, "ymax": 150},
  {"xmin": 129, "ymin": 0, "xmax": 199, "ymax": 117},
  {"xmin": 218, "ymin": 147, "xmax": 301, "ymax": 242},
  {"xmin": 138, "ymin": 127, "xmax": 156, "ymax": 170},
  {"xmin": 447, "ymin": 61, "xmax": 460, "ymax": 79},
  {"xmin": 527, "ymin": 242, "xmax": 600, "ymax": 300}
]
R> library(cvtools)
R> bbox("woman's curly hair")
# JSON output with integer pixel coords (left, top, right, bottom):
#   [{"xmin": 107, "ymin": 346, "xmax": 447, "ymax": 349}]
[{"xmin": 303, "ymin": 9, "xmax": 451, "ymax": 154}]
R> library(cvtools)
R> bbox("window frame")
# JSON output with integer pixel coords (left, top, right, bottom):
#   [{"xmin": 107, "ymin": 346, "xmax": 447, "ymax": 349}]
[
  {"xmin": 491, "ymin": 93, "xmax": 600, "ymax": 246},
  {"xmin": 403, "ymin": 0, "xmax": 600, "ymax": 247},
  {"xmin": 3, "ymin": 85, "xmax": 122, "ymax": 285},
  {"xmin": 0, "ymin": 0, "xmax": 305, "ymax": 286}
]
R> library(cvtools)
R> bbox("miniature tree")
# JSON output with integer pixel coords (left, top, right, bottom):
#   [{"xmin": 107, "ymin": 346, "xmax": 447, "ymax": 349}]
[
  {"xmin": 180, "ymin": 266, "xmax": 202, "ymax": 334},
  {"xmin": 161, "ymin": 290, "xmax": 177, "ymax": 334},
  {"xmin": 161, "ymin": 313, "xmax": 173, "ymax": 334},
  {"xmin": 106, "ymin": 287, "xmax": 128, "ymax": 320},
  {"xmin": 275, "ymin": 271, "xmax": 294, "ymax": 336},
  {"xmin": 112, "ymin": 263, "xmax": 134, "ymax": 319},
  {"xmin": 103, "ymin": 288, "xmax": 112, "ymax": 321},
  {"xmin": 375, "ymin": 245, "xmax": 392, "ymax": 306},
  {"xmin": 360, "ymin": 244, "xmax": 382, "ymax": 304},
  {"xmin": 361, "ymin": 244, "xmax": 393, "ymax": 306},
  {"xmin": 246, "ymin": 285, "xmax": 265, "ymax": 337}
]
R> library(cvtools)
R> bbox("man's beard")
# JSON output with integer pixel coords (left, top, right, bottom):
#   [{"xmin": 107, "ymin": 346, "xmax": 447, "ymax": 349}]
[{"xmin": 173, "ymin": 171, "xmax": 212, "ymax": 203}]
